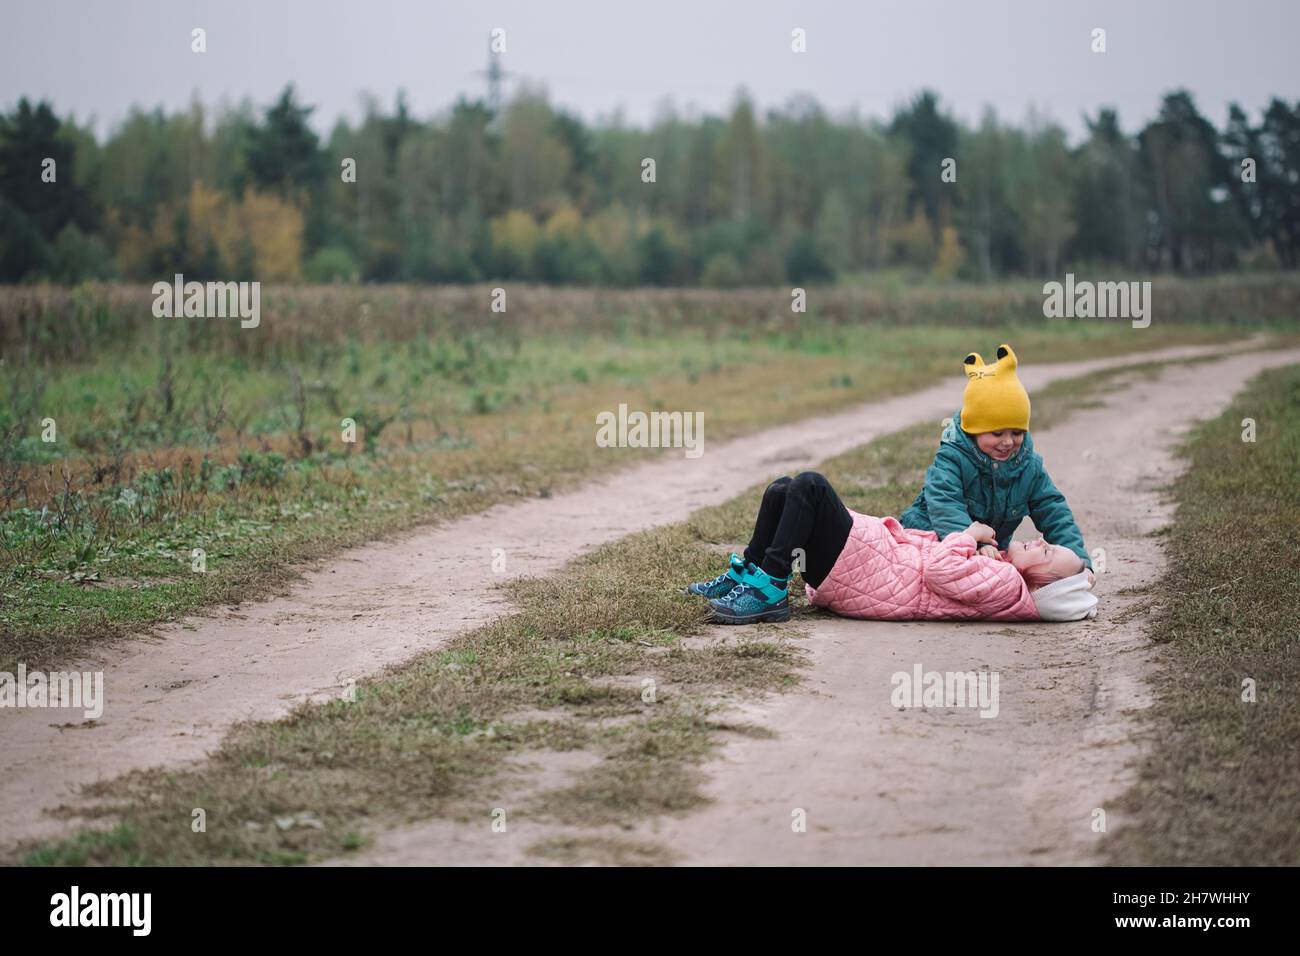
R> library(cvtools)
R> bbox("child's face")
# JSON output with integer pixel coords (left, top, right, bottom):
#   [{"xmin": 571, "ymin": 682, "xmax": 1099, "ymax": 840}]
[
  {"xmin": 974, "ymin": 429, "xmax": 1025, "ymax": 461},
  {"xmin": 1006, "ymin": 537, "xmax": 1084, "ymax": 579}
]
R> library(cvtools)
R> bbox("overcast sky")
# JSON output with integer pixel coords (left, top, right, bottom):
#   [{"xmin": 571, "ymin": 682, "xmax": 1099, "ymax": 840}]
[{"xmin": 3, "ymin": 0, "xmax": 1296, "ymax": 142}]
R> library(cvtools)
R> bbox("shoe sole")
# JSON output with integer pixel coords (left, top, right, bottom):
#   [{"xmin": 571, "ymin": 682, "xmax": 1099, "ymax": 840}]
[{"xmin": 710, "ymin": 604, "xmax": 791, "ymax": 625}]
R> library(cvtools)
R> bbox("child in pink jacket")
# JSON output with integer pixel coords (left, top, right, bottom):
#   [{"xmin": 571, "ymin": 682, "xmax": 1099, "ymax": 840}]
[{"xmin": 686, "ymin": 471, "xmax": 1097, "ymax": 624}]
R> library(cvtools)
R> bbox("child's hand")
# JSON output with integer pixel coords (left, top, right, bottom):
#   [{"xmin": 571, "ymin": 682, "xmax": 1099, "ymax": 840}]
[
  {"xmin": 977, "ymin": 544, "xmax": 1002, "ymax": 561},
  {"xmin": 1085, "ymin": 569, "xmax": 1096, "ymax": 588}
]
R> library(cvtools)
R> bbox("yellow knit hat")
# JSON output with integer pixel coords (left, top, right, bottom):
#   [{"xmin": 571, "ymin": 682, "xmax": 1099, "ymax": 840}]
[{"xmin": 960, "ymin": 344, "xmax": 1031, "ymax": 433}]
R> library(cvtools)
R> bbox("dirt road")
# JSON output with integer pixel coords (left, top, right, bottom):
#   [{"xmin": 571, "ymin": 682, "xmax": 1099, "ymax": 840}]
[{"xmin": 2, "ymin": 338, "xmax": 1292, "ymax": 855}]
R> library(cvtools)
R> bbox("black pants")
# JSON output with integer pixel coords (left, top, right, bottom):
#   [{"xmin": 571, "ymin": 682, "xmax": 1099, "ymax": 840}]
[{"xmin": 743, "ymin": 471, "xmax": 853, "ymax": 588}]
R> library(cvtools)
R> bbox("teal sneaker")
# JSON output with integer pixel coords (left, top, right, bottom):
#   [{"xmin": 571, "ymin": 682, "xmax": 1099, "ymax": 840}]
[
  {"xmin": 709, "ymin": 566, "xmax": 790, "ymax": 624},
  {"xmin": 685, "ymin": 552, "xmax": 749, "ymax": 599}
]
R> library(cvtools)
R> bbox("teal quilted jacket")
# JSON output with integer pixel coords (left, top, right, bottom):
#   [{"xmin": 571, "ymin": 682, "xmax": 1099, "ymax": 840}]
[{"xmin": 899, "ymin": 410, "xmax": 1092, "ymax": 570}]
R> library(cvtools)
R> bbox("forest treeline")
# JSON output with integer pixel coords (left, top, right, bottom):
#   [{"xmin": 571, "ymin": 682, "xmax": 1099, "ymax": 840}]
[{"xmin": 1, "ymin": 86, "xmax": 1297, "ymax": 286}]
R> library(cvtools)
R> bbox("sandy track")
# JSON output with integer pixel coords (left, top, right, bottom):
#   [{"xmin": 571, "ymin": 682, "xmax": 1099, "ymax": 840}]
[
  {"xmin": 333, "ymin": 344, "xmax": 1300, "ymax": 866},
  {"xmin": 0, "ymin": 338, "xmax": 1283, "ymax": 849}
]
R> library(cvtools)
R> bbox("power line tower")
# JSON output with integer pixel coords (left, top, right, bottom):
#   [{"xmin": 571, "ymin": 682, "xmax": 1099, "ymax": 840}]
[{"xmin": 472, "ymin": 33, "xmax": 513, "ymax": 130}]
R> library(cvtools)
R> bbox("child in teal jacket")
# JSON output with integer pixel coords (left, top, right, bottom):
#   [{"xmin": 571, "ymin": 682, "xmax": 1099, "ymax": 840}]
[{"xmin": 899, "ymin": 344, "xmax": 1093, "ymax": 572}]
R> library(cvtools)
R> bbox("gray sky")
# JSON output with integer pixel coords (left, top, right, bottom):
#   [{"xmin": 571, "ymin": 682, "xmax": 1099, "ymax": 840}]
[{"xmin": 3, "ymin": 0, "xmax": 1296, "ymax": 142}]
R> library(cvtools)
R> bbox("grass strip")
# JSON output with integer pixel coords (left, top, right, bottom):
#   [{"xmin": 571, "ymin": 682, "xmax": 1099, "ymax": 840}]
[{"xmin": 1105, "ymin": 362, "xmax": 1300, "ymax": 865}]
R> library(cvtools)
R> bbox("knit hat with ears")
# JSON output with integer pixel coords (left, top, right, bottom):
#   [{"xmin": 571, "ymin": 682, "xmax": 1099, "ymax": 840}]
[{"xmin": 960, "ymin": 344, "xmax": 1031, "ymax": 433}]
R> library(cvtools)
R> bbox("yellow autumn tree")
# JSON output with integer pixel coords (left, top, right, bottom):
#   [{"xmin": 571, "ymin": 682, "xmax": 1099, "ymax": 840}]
[
  {"xmin": 543, "ymin": 201, "xmax": 583, "ymax": 241},
  {"xmin": 239, "ymin": 190, "xmax": 304, "ymax": 281},
  {"xmin": 185, "ymin": 181, "xmax": 225, "ymax": 273},
  {"xmin": 894, "ymin": 208, "xmax": 936, "ymax": 269},
  {"xmin": 932, "ymin": 226, "xmax": 967, "ymax": 280},
  {"xmin": 490, "ymin": 209, "xmax": 539, "ymax": 275},
  {"xmin": 107, "ymin": 209, "xmax": 153, "ymax": 280}
]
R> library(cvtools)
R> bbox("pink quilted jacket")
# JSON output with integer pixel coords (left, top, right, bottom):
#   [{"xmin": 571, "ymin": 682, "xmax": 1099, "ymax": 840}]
[{"xmin": 805, "ymin": 510, "xmax": 1040, "ymax": 621}]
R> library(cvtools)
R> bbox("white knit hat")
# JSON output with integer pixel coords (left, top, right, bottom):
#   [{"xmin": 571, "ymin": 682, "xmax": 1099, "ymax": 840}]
[{"xmin": 1030, "ymin": 571, "xmax": 1098, "ymax": 622}]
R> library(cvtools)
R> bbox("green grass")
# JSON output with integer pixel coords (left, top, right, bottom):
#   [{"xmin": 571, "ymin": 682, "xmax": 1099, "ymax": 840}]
[
  {"xmin": 21, "ymin": 822, "xmax": 145, "ymax": 867},
  {"xmin": 12, "ymin": 356, "xmax": 1152, "ymax": 867},
  {"xmin": 1105, "ymin": 363, "xmax": 1300, "ymax": 865}
]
